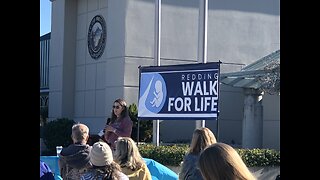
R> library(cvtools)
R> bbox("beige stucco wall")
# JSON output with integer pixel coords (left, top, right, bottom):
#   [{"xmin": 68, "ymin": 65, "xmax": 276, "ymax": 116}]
[{"xmin": 48, "ymin": 0, "xmax": 280, "ymax": 149}]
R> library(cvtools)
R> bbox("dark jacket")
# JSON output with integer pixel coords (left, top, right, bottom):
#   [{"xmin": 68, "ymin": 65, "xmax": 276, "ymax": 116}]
[
  {"xmin": 179, "ymin": 153, "xmax": 203, "ymax": 180},
  {"xmin": 58, "ymin": 143, "xmax": 92, "ymax": 180}
]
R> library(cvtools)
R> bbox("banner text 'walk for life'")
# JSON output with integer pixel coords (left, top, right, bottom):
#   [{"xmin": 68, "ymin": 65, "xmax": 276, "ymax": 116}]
[{"xmin": 138, "ymin": 62, "xmax": 220, "ymax": 120}]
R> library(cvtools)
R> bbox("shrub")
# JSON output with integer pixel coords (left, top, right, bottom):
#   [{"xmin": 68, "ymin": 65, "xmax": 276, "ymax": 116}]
[
  {"xmin": 42, "ymin": 118, "xmax": 75, "ymax": 155},
  {"xmin": 138, "ymin": 143, "xmax": 280, "ymax": 167},
  {"xmin": 129, "ymin": 103, "xmax": 153, "ymax": 143},
  {"xmin": 236, "ymin": 148, "xmax": 280, "ymax": 167},
  {"xmin": 139, "ymin": 144, "xmax": 188, "ymax": 166}
]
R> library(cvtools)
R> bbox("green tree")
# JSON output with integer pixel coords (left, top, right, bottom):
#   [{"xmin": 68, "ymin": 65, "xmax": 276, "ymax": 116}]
[
  {"xmin": 42, "ymin": 118, "xmax": 75, "ymax": 155},
  {"xmin": 129, "ymin": 103, "xmax": 153, "ymax": 142}
]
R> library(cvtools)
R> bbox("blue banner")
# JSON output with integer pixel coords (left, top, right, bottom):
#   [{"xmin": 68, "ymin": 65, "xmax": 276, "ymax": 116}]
[{"xmin": 138, "ymin": 62, "xmax": 220, "ymax": 120}]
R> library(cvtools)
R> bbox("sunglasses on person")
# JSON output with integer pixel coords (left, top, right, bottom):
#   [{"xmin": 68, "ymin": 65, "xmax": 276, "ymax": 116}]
[{"xmin": 113, "ymin": 105, "xmax": 122, "ymax": 109}]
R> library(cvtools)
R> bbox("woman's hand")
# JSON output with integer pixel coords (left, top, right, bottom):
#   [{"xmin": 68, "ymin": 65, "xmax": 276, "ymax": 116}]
[{"xmin": 105, "ymin": 125, "xmax": 116, "ymax": 133}]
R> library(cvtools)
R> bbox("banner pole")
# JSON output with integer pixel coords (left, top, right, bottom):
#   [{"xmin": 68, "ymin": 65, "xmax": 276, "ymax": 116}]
[
  {"xmin": 137, "ymin": 120, "xmax": 140, "ymax": 146},
  {"xmin": 216, "ymin": 111, "xmax": 220, "ymax": 141},
  {"xmin": 196, "ymin": 0, "xmax": 208, "ymax": 128},
  {"xmin": 216, "ymin": 61, "xmax": 222, "ymax": 141},
  {"xmin": 153, "ymin": 0, "xmax": 161, "ymax": 146}
]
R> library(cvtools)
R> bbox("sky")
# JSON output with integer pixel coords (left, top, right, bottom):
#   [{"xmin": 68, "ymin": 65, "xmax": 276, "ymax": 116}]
[{"xmin": 40, "ymin": 0, "xmax": 52, "ymax": 36}]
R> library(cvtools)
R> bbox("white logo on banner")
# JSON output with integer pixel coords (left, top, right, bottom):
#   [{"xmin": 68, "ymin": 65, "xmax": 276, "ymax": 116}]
[{"xmin": 138, "ymin": 73, "xmax": 167, "ymax": 116}]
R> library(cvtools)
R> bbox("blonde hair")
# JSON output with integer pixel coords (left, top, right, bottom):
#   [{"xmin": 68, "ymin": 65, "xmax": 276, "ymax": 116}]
[
  {"xmin": 189, "ymin": 127, "xmax": 217, "ymax": 155},
  {"xmin": 199, "ymin": 143, "xmax": 256, "ymax": 180},
  {"xmin": 113, "ymin": 137, "xmax": 145, "ymax": 171}
]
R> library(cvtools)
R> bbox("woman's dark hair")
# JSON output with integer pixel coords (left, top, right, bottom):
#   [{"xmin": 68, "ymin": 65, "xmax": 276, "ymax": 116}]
[
  {"xmin": 87, "ymin": 135, "xmax": 104, "ymax": 146},
  {"xmin": 110, "ymin": 98, "xmax": 129, "ymax": 124}
]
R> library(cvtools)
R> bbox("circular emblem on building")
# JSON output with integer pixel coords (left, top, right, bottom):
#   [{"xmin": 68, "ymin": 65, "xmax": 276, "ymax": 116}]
[{"xmin": 88, "ymin": 15, "xmax": 106, "ymax": 60}]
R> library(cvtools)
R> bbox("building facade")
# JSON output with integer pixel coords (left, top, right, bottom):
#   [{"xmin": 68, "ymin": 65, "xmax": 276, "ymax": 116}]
[
  {"xmin": 43, "ymin": 0, "xmax": 280, "ymax": 149},
  {"xmin": 40, "ymin": 33, "xmax": 50, "ymax": 123}
]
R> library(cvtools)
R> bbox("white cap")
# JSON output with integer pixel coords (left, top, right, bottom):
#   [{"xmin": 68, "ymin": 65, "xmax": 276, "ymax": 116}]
[{"xmin": 90, "ymin": 141, "xmax": 113, "ymax": 166}]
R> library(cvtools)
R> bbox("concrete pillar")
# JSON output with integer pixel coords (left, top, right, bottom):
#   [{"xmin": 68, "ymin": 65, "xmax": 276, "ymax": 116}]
[
  {"xmin": 242, "ymin": 88, "xmax": 263, "ymax": 148},
  {"xmin": 48, "ymin": 0, "xmax": 77, "ymax": 120}
]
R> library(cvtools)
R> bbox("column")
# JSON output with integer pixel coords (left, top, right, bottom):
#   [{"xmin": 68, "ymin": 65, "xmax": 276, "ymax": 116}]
[
  {"xmin": 48, "ymin": 0, "xmax": 77, "ymax": 120},
  {"xmin": 242, "ymin": 88, "xmax": 263, "ymax": 148}
]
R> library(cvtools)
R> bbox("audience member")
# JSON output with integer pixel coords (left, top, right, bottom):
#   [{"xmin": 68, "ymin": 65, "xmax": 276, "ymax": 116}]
[
  {"xmin": 88, "ymin": 134, "xmax": 104, "ymax": 146},
  {"xmin": 114, "ymin": 137, "xmax": 152, "ymax": 180},
  {"xmin": 81, "ymin": 141, "xmax": 129, "ymax": 180},
  {"xmin": 59, "ymin": 123, "xmax": 92, "ymax": 180},
  {"xmin": 40, "ymin": 160, "xmax": 55, "ymax": 180},
  {"xmin": 199, "ymin": 143, "xmax": 256, "ymax": 180},
  {"xmin": 179, "ymin": 127, "xmax": 217, "ymax": 180},
  {"xmin": 104, "ymin": 98, "xmax": 133, "ymax": 150}
]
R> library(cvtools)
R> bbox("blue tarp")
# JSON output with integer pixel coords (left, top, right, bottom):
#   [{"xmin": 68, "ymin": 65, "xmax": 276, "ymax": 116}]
[
  {"xmin": 40, "ymin": 156, "xmax": 178, "ymax": 180},
  {"xmin": 40, "ymin": 156, "xmax": 62, "ymax": 180},
  {"xmin": 143, "ymin": 158, "xmax": 178, "ymax": 180}
]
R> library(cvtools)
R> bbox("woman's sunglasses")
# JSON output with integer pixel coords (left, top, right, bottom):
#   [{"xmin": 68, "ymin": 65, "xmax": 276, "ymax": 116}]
[{"xmin": 113, "ymin": 105, "xmax": 121, "ymax": 109}]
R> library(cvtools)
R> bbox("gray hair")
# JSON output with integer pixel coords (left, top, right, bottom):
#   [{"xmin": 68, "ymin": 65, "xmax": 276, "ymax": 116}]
[{"xmin": 72, "ymin": 123, "xmax": 89, "ymax": 143}]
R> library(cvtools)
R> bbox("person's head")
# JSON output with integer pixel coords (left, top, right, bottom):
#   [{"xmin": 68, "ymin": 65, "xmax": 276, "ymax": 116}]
[
  {"xmin": 199, "ymin": 143, "xmax": 256, "ymax": 180},
  {"xmin": 87, "ymin": 134, "xmax": 104, "ymax": 146},
  {"xmin": 113, "ymin": 137, "xmax": 144, "ymax": 171},
  {"xmin": 90, "ymin": 141, "xmax": 114, "ymax": 167},
  {"xmin": 189, "ymin": 127, "xmax": 216, "ymax": 155},
  {"xmin": 111, "ymin": 98, "xmax": 128, "ymax": 120},
  {"xmin": 71, "ymin": 123, "xmax": 89, "ymax": 144},
  {"xmin": 89, "ymin": 141, "xmax": 123, "ymax": 179}
]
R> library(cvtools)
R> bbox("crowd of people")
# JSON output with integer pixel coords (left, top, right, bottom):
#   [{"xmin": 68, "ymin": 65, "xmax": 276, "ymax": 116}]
[{"xmin": 41, "ymin": 98, "xmax": 260, "ymax": 180}]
